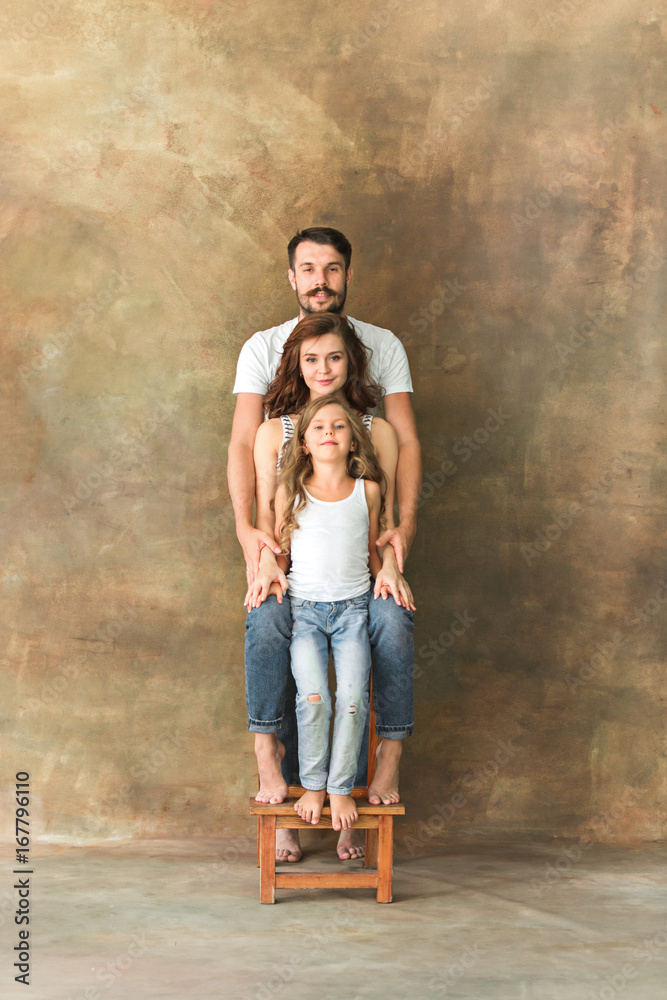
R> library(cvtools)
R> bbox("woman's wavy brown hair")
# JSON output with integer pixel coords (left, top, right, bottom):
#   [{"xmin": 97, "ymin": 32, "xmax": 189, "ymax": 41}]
[
  {"xmin": 264, "ymin": 313, "xmax": 382, "ymax": 418},
  {"xmin": 277, "ymin": 393, "xmax": 385, "ymax": 554}
]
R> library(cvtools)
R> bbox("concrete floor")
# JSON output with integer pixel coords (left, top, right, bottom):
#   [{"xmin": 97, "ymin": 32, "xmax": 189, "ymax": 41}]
[{"xmin": 8, "ymin": 837, "xmax": 667, "ymax": 1000}]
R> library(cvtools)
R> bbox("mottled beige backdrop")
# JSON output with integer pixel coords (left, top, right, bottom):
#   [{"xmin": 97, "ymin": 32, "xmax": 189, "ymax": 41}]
[{"xmin": 2, "ymin": 0, "xmax": 666, "ymax": 847}]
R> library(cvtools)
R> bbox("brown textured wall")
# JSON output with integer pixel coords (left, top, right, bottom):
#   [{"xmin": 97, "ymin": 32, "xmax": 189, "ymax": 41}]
[{"xmin": 2, "ymin": 0, "xmax": 665, "ymax": 846}]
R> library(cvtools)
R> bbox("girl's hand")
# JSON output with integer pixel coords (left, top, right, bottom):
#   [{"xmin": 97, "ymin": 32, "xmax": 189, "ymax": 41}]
[
  {"xmin": 373, "ymin": 564, "xmax": 416, "ymax": 611},
  {"xmin": 244, "ymin": 576, "xmax": 287, "ymax": 610}
]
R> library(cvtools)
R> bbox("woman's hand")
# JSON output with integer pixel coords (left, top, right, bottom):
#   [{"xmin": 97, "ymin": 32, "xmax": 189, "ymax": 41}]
[
  {"xmin": 244, "ymin": 575, "xmax": 287, "ymax": 610},
  {"xmin": 237, "ymin": 523, "xmax": 283, "ymax": 583},
  {"xmin": 244, "ymin": 548, "xmax": 288, "ymax": 609},
  {"xmin": 373, "ymin": 561, "xmax": 416, "ymax": 611}
]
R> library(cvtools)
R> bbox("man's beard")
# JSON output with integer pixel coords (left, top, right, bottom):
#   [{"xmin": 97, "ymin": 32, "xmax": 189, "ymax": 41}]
[{"xmin": 297, "ymin": 282, "xmax": 347, "ymax": 315}]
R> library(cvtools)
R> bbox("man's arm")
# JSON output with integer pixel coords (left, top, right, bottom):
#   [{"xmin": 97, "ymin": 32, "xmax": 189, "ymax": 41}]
[
  {"xmin": 377, "ymin": 391, "xmax": 422, "ymax": 571},
  {"xmin": 227, "ymin": 392, "xmax": 282, "ymax": 578}
]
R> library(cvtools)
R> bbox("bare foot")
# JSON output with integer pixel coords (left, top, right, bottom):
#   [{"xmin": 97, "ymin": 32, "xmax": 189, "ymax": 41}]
[
  {"xmin": 254, "ymin": 734, "xmax": 288, "ymax": 804},
  {"xmin": 368, "ymin": 739, "xmax": 402, "ymax": 805},
  {"xmin": 337, "ymin": 828, "xmax": 365, "ymax": 861},
  {"xmin": 330, "ymin": 794, "xmax": 358, "ymax": 831},
  {"xmin": 295, "ymin": 789, "xmax": 326, "ymax": 825},
  {"xmin": 276, "ymin": 829, "xmax": 302, "ymax": 863}
]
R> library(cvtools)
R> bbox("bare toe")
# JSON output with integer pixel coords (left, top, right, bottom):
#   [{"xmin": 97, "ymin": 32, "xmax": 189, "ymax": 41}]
[
  {"xmin": 275, "ymin": 830, "xmax": 302, "ymax": 864},
  {"xmin": 368, "ymin": 739, "xmax": 402, "ymax": 806},
  {"xmin": 255, "ymin": 736, "xmax": 288, "ymax": 804},
  {"xmin": 338, "ymin": 843, "xmax": 365, "ymax": 861},
  {"xmin": 336, "ymin": 829, "xmax": 365, "ymax": 861}
]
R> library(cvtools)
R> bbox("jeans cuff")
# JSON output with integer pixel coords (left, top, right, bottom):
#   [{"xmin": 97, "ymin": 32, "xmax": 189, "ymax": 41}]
[
  {"xmin": 376, "ymin": 725, "xmax": 414, "ymax": 739},
  {"xmin": 327, "ymin": 786, "xmax": 354, "ymax": 796},
  {"xmin": 247, "ymin": 717, "xmax": 283, "ymax": 733},
  {"xmin": 301, "ymin": 780, "xmax": 327, "ymax": 792}
]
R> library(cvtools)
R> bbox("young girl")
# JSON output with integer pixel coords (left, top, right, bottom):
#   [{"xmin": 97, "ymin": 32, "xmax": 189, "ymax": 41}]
[{"xmin": 272, "ymin": 393, "xmax": 385, "ymax": 831}]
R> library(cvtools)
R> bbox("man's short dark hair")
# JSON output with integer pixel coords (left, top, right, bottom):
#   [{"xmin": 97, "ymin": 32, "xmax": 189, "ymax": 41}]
[{"xmin": 287, "ymin": 227, "xmax": 352, "ymax": 271}]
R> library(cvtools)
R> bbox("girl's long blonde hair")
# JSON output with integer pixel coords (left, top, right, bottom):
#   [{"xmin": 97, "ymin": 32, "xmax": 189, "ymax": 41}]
[{"xmin": 277, "ymin": 394, "xmax": 385, "ymax": 553}]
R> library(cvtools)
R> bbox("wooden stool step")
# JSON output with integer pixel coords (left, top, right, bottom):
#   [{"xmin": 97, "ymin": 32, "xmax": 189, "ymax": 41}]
[{"xmin": 250, "ymin": 797, "xmax": 405, "ymax": 904}]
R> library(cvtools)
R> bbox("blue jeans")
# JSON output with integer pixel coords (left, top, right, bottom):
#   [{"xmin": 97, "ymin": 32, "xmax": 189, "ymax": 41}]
[
  {"xmin": 245, "ymin": 589, "xmax": 414, "ymax": 785},
  {"xmin": 290, "ymin": 593, "xmax": 371, "ymax": 795}
]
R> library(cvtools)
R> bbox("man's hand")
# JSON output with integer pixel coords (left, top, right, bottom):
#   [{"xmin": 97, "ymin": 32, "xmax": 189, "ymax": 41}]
[
  {"xmin": 375, "ymin": 522, "xmax": 416, "ymax": 574},
  {"xmin": 237, "ymin": 523, "xmax": 283, "ymax": 582}
]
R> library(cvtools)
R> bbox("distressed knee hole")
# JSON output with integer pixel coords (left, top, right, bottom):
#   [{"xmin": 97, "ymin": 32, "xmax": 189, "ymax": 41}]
[
  {"xmin": 349, "ymin": 704, "xmax": 357, "ymax": 715},
  {"xmin": 307, "ymin": 694, "xmax": 322, "ymax": 703}
]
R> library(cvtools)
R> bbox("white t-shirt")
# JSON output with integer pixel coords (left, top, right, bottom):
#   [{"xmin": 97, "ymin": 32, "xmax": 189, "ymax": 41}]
[{"xmin": 232, "ymin": 316, "xmax": 413, "ymax": 397}]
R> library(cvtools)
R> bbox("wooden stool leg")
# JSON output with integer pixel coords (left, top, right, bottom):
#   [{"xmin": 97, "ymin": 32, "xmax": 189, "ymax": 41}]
[
  {"xmin": 365, "ymin": 676, "xmax": 380, "ymax": 871},
  {"xmin": 364, "ymin": 827, "xmax": 379, "ymax": 869},
  {"xmin": 376, "ymin": 815, "xmax": 393, "ymax": 903},
  {"xmin": 256, "ymin": 816, "xmax": 261, "ymax": 867},
  {"xmin": 259, "ymin": 815, "xmax": 276, "ymax": 904}
]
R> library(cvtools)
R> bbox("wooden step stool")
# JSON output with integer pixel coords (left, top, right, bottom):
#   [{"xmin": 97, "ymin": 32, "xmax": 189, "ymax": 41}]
[{"xmin": 249, "ymin": 690, "xmax": 405, "ymax": 903}]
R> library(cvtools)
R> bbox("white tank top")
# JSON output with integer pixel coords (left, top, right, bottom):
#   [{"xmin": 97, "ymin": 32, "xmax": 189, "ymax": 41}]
[{"xmin": 286, "ymin": 477, "xmax": 370, "ymax": 601}]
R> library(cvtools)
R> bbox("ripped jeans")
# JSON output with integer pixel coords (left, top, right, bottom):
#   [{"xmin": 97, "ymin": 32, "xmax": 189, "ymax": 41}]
[{"xmin": 289, "ymin": 591, "xmax": 371, "ymax": 796}]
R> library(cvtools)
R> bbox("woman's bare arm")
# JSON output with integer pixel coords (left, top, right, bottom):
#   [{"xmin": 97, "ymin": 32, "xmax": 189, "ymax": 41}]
[
  {"xmin": 378, "ymin": 392, "xmax": 422, "ymax": 571},
  {"xmin": 364, "ymin": 479, "xmax": 384, "ymax": 581},
  {"xmin": 244, "ymin": 480, "xmax": 289, "ymax": 609},
  {"xmin": 368, "ymin": 418, "xmax": 414, "ymax": 607},
  {"xmin": 253, "ymin": 418, "xmax": 283, "ymax": 535},
  {"xmin": 227, "ymin": 393, "xmax": 282, "ymax": 577},
  {"xmin": 272, "ymin": 484, "xmax": 290, "ymax": 574},
  {"xmin": 370, "ymin": 416, "xmax": 398, "ymax": 529}
]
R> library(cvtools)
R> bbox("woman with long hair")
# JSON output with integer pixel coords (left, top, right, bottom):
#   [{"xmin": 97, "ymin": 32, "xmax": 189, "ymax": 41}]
[{"xmin": 249, "ymin": 312, "xmax": 412, "ymax": 608}]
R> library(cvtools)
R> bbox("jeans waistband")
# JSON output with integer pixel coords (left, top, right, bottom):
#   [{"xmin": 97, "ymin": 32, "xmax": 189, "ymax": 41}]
[{"xmin": 289, "ymin": 589, "xmax": 371, "ymax": 610}]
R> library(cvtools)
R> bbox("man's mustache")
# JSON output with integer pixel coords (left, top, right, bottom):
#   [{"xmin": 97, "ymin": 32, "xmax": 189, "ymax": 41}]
[{"xmin": 308, "ymin": 285, "xmax": 338, "ymax": 296}]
